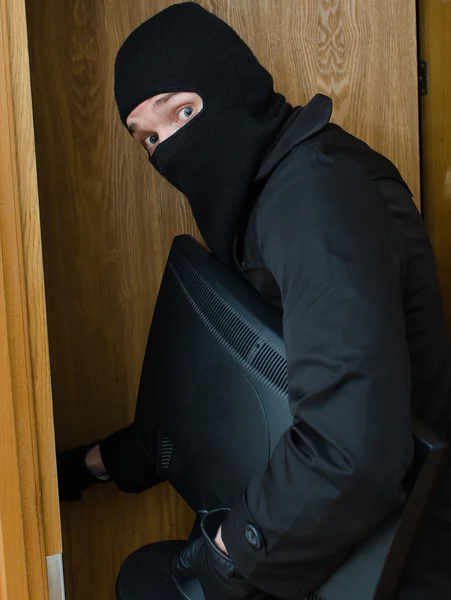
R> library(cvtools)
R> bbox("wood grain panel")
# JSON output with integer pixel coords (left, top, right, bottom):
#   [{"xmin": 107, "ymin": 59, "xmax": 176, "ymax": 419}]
[
  {"xmin": 26, "ymin": 2, "xmax": 197, "ymax": 598},
  {"xmin": 419, "ymin": 0, "xmax": 451, "ymax": 329},
  {"xmin": 0, "ymin": 0, "xmax": 60, "ymax": 595},
  {"xmin": 25, "ymin": 1, "xmax": 420, "ymax": 599},
  {"xmin": 2, "ymin": 0, "xmax": 62, "ymax": 560},
  {"xmin": 208, "ymin": 0, "xmax": 420, "ymax": 204},
  {"xmin": 0, "ymin": 249, "xmax": 30, "ymax": 600}
]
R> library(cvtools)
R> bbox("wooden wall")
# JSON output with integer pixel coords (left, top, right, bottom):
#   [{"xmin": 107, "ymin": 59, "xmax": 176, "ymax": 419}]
[
  {"xmin": 419, "ymin": 0, "xmax": 451, "ymax": 330},
  {"xmin": 24, "ymin": 1, "xmax": 420, "ymax": 598}
]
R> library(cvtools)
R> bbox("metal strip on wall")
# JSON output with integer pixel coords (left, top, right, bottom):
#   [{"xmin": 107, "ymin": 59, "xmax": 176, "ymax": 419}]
[{"xmin": 46, "ymin": 554, "xmax": 66, "ymax": 600}]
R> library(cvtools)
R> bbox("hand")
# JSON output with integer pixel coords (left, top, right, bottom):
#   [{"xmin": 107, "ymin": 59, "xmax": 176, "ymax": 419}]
[
  {"xmin": 56, "ymin": 442, "xmax": 101, "ymax": 502},
  {"xmin": 85, "ymin": 444, "xmax": 108, "ymax": 477},
  {"xmin": 214, "ymin": 525, "xmax": 228, "ymax": 555},
  {"xmin": 174, "ymin": 509, "xmax": 266, "ymax": 600}
]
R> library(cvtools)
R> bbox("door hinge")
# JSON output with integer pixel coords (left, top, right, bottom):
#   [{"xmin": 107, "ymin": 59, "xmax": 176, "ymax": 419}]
[{"xmin": 419, "ymin": 59, "xmax": 428, "ymax": 96}]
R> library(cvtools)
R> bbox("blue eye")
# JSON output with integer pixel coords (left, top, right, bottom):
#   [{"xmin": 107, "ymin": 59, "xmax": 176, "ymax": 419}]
[
  {"xmin": 180, "ymin": 106, "xmax": 194, "ymax": 121},
  {"xmin": 143, "ymin": 134, "xmax": 159, "ymax": 154}
]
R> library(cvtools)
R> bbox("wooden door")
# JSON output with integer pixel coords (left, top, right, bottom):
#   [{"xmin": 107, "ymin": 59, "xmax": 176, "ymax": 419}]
[
  {"xmin": 419, "ymin": 0, "xmax": 451, "ymax": 330},
  {"xmin": 0, "ymin": 0, "xmax": 62, "ymax": 598},
  {"xmin": 24, "ymin": 1, "xmax": 420, "ymax": 599}
]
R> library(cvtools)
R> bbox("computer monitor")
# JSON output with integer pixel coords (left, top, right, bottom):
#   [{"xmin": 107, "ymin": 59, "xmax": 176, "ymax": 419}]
[{"xmin": 135, "ymin": 234, "xmax": 293, "ymax": 509}]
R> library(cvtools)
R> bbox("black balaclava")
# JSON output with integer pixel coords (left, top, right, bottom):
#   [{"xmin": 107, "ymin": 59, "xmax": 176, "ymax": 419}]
[{"xmin": 114, "ymin": 2, "xmax": 293, "ymax": 264}]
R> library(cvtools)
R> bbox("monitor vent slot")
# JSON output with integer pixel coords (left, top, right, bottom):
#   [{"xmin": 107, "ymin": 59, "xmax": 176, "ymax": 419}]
[
  {"xmin": 251, "ymin": 344, "xmax": 288, "ymax": 395},
  {"xmin": 169, "ymin": 247, "xmax": 288, "ymax": 397},
  {"xmin": 159, "ymin": 436, "xmax": 173, "ymax": 470}
]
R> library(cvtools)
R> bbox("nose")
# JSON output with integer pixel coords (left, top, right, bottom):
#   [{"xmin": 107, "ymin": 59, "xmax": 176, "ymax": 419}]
[{"xmin": 158, "ymin": 125, "xmax": 178, "ymax": 145}]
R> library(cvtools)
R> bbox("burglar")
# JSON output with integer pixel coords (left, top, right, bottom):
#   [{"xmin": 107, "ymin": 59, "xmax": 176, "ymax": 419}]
[{"xmin": 57, "ymin": 3, "xmax": 451, "ymax": 599}]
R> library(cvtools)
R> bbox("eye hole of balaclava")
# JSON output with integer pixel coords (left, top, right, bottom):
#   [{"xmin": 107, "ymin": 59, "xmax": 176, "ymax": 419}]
[{"xmin": 114, "ymin": 2, "xmax": 292, "ymax": 264}]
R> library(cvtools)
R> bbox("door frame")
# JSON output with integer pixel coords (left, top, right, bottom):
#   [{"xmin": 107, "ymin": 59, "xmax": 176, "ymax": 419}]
[{"xmin": 0, "ymin": 0, "xmax": 62, "ymax": 598}]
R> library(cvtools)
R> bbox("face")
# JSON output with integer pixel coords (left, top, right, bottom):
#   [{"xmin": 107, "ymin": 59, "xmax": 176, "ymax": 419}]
[{"xmin": 126, "ymin": 92, "xmax": 203, "ymax": 156}]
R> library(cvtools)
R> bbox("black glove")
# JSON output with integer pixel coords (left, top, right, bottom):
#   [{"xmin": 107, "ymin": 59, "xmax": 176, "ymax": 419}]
[
  {"xmin": 173, "ymin": 508, "xmax": 270, "ymax": 600},
  {"xmin": 57, "ymin": 442, "xmax": 105, "ymax": 502}
]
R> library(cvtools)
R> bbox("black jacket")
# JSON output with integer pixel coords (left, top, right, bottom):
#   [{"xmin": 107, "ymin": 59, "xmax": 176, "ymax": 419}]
[{"xmin": 221, "ymin": 94, "xmax": 451, "ymax": 599}]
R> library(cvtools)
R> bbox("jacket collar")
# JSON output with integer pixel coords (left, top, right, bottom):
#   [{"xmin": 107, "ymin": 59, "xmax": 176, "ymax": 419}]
[{"xmin": 255, "ymin": 94, "xmax": 333, "ymax": 181}]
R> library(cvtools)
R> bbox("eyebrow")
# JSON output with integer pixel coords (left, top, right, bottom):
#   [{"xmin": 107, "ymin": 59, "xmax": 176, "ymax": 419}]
[
  {"xmin": 127, "ymin": 122, "xmax": 138, "ymax": 136},
  {"xmin": 154, "ymin": 92, "xmax": 177, "ymax": 108}
]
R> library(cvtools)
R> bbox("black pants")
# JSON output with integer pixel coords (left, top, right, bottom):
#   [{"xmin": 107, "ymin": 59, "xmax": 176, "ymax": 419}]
[{"xmin": 116, "ymin": 541, "xmax": 192, "ymax": 600}]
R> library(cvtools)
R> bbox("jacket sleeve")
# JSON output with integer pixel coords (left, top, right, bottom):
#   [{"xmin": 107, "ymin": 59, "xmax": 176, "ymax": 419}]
[{"xmin": 221, "ymin": 164, "xmax": 414, "ymax": 599}]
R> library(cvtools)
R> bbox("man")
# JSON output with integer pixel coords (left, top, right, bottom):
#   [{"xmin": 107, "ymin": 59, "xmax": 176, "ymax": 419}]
[{"xmin": 58, "ymin": 3, "xmax": 451, "ymax": 599}]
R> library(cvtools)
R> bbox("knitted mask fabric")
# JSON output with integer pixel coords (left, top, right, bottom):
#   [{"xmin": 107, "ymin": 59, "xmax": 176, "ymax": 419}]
[{"xmin": 114, "ymin": 2, "xmax": 293, "ymax": 263}]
